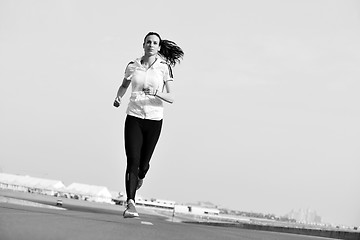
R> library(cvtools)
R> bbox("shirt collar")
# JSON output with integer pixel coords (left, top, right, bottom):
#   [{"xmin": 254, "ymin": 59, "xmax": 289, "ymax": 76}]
[{"xmin": 135, "ymin": 56, "xmax": 163, "ymax": 69}]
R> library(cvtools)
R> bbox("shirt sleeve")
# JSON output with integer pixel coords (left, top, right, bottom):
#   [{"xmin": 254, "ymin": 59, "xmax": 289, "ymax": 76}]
[
  {"xmin": 163, "ymin": 64, "xmax": 174, "ymax": 82},
  {"xmin": 124, "ymin": 61, "xmax": 135, "ymax": 80}
]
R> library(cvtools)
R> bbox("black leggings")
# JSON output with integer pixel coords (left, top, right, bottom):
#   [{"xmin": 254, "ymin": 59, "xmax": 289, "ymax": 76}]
[{"xmin": 124, "ymin": 115, "xmax": 162, "ymax": 201}]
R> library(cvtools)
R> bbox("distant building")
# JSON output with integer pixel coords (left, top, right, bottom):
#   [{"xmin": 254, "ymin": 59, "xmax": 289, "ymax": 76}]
[
  {"xmin": 175, "ymin": 201, "xmax": 220, "ymax": 215},
  {"xmin": 137, "ymin": 197, "xmax": 176, "ymax": 209},
  {"xmin": 0, "ymin": 173, "xmax": 65, "ymax": 195},
  {"xmin": 286, "ymin": 208, "xmax": 321, "ymax": 224},
  {"xmin": 66, "ymin": 182, "xmax": 113, "ymax": 203},
  {"xmin": 0, "ymin": 173, "xmax": 113, "ymax": 204}
]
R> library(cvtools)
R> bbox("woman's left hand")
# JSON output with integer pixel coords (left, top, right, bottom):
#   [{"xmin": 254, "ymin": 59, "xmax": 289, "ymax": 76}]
[{"xmin": 143, "ymin": 87, "xmax": 157, "ymax": 96}]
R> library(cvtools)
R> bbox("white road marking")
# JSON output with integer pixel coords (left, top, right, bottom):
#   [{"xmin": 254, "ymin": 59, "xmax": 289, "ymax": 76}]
[{"xmin": 141, "ymin": 221, "xmax": 153, "ymax": 225}]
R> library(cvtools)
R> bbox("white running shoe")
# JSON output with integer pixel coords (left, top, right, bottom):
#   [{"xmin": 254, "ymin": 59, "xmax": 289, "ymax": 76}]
[{"xmin": 123, "ymin": 199, "xmax": 139, "ymax": 218}]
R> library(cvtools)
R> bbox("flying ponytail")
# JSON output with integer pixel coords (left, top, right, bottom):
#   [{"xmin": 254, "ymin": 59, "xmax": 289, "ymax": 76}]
[{"xmin": 144, "ymin": 32, "xmax": 184, "ymax": 67}]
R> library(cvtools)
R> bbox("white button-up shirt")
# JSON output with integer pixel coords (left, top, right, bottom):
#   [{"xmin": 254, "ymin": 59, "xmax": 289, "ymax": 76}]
[{"xmin": 124, "ymin": 57, "xmax": 173, "ymax": 120}]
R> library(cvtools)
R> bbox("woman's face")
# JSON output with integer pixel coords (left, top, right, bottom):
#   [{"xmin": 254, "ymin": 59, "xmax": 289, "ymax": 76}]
[{"xmin": 143, "ymin": 34, "xmax": 161, "ymax": 57}]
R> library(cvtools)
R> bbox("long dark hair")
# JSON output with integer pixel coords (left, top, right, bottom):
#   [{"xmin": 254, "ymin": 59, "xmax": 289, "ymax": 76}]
[{"xmin": 143, "ymin": 32, "xmax": 184, "ymax": 67}]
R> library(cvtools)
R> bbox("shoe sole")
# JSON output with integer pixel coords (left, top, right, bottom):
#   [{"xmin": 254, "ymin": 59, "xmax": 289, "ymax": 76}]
[{"xmin": 123, "ymin": 212, "xmax": 139, "ymax": 218}]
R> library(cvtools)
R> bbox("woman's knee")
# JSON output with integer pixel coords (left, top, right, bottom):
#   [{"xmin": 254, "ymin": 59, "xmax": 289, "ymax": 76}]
[{"xmin": 126, "ymin": 157, "xmax": 140, "ymax": 174}]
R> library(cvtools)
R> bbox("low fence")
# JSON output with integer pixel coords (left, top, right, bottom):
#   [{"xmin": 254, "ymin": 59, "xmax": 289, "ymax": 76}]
[{"xmin": 186, "ymin": 221, "xmax": 360, "ymax": 240}]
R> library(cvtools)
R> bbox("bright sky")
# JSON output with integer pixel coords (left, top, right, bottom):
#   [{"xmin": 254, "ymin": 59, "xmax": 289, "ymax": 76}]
[{"xmin": 1, "ymin": 0, "xmax": 359, "ymax": 227}]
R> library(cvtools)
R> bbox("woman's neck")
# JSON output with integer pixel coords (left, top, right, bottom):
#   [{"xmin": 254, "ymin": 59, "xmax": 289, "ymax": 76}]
[
  {"xmin": 141, "ymin": 55, "xmax": 157, "ymax": 68},
  {"xmin": 141, "ymin": 55, "xmax": 156, "ymax": 65}
]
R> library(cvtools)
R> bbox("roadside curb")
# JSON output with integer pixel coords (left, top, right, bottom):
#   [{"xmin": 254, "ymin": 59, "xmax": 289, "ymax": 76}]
[{"xmin": 0, "ymin": 196, "xmax": 66, "ymax": 210}]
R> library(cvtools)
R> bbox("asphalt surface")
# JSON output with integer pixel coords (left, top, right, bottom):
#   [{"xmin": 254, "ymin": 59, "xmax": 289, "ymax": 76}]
[{"xmin": 0, "ymin": 191, "xmax": 337, "ymax": 240}]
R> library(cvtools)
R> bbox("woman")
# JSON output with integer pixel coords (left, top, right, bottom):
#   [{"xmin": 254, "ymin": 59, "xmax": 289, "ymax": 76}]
[{"xmin": 114, "ymin": 32, "xmax": 184, "ymax": 218}]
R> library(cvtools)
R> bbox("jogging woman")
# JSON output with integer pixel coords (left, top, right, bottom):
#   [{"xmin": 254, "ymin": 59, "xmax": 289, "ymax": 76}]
[{"xmin": 114, "ymin": 32, "xmax": 184, "ymax": 218}]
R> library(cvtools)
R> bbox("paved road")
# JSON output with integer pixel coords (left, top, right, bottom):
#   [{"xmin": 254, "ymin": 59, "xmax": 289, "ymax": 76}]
[{"xmin": 0, "ymin": 192, "xmax": 337, "ymax": 240}]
